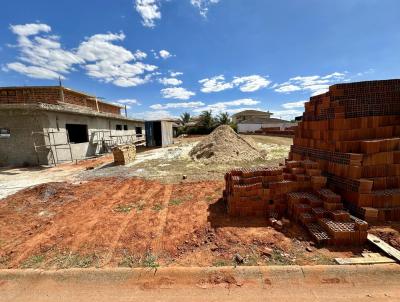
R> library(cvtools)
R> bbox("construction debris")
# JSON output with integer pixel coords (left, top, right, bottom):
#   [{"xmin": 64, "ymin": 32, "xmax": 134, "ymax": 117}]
[
  {"xmin": 367, "ymin": 234, "xmax": 400, "ymax": 262},
  {"xmin": 335, "ymin": 252, "xmax": 396, "ymax": 265},
  {"xmin": 189, "ymin": 125, "xmax": 265, "ymax": 163},
  {"xmin": 112, "ymin": 144, "xmax": 136, "ymax": 165}
]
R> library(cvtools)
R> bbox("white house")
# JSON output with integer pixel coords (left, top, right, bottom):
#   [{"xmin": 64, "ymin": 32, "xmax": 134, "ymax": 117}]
[{"xmin": 232, "ymin": 110, "xmax": 296, "ymax": 133}]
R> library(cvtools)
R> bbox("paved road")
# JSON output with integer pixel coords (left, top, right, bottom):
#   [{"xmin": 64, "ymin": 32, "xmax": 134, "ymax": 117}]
[{"xmin": 0, "ymin": 265, "xmax": 399, "ymax": 302}]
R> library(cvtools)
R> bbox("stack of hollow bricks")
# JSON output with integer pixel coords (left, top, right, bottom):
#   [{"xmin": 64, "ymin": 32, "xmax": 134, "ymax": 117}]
[
  {"xmin": 224, "ymin": 160, "xmax": 368, "ymax": 246},
  {"xmin": 290, "ymin": 79, "xmax": 400, "ymax": 222}
]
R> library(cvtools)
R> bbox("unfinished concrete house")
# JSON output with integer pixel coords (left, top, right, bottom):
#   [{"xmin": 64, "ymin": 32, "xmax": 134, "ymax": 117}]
[{"xmin": 0, "ymin": 86, "xmax": 145, "ymax": 166}]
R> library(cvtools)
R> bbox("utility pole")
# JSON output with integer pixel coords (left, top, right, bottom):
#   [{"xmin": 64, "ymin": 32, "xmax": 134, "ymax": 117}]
[{"xmin": 58, "ymin": 76, "xmax": 65, "ymax": 102}]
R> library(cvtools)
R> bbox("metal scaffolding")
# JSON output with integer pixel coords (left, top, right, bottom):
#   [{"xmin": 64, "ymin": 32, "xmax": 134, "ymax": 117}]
[
  {"xmin": 91, "ymin": 130, "xmax": 146, "ymax": 153},
  {"xmin": 32, "ymin": 130, "xmax": 73, "ymax": 166}
]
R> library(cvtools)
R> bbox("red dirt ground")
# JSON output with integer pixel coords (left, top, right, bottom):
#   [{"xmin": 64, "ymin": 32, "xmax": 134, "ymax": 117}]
[
  {"xmin": 0, "ymin": 177, "xmax": 375, "ymax": 269},
  {"xmin": 55, "ymin": 154, "xmax": 114, "ymax": 171}
]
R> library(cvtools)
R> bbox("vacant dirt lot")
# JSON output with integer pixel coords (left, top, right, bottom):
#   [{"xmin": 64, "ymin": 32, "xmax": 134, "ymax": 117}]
[
  {"xmin": 0, "ymin": 177, "xmax": 372, "ymax": 269},
  {"xmin": 0, "ymin": 135, "xmax": 398, "ymax": 269}
]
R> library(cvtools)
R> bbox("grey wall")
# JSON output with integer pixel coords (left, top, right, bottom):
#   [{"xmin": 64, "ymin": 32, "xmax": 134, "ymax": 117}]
[
  {"xmin": 161, "ymin": 121, "xmax": 174, "ymax": 147},
  {"xmin": 42, "ymin": 111, "xmax": 145, "ymax": 162},
  {"xmin": 0, "ymin": 109, "xmax": 47, "ymax": 166},
  {"xmin": 0, "ymin": 108, "xmax": 144, "ymax": 166}
]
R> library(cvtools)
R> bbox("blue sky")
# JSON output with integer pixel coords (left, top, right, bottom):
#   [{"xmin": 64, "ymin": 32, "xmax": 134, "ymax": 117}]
[{"xmin": 0, "ymin": 0, "xmax": 399, "ymax": 120}]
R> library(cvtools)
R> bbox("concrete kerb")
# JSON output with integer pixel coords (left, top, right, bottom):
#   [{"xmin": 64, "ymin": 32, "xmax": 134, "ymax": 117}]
[{"xmin": 0, "ymin": 264, "xmax": 399, "ymax": 289}]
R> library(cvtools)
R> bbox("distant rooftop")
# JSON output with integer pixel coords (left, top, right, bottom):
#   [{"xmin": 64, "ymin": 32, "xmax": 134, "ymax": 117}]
[{"xmin": 232, "ymin": 110, "xmax": 272, "ymax": 117}]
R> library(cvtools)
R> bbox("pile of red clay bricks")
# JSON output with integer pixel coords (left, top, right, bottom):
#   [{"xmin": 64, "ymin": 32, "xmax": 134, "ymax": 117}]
[
  {"xmin": 290, "ymin": 79, "xmax": 400, "ymax": 222},
  {"xmin": 224, "ymin": 159, "xmax": 368, "ymax": 246}
]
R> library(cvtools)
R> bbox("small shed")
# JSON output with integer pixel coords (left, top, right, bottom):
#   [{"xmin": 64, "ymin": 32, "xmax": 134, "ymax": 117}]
[{"xmin": 145, "ymin": 119, "xmax": 175, "ymax": 147}]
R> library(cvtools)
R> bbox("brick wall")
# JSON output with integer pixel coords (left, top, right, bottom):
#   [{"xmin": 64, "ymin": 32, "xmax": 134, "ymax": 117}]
[
  {"xmin": 0, "ymin": 87, "xmax": 60, "ymax": 105},
  {"xmin": 0, "ymin": 87, "xmax": 121, "ymax": 115},
  {"xmin": 98, "ymin": 102, "xmax": 121, "ymax": 115}
]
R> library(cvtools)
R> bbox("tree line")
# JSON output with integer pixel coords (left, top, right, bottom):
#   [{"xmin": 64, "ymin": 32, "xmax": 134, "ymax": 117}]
[{"xmin": 178, "ymin": 110, "xmax": 237, "ymax": 135}]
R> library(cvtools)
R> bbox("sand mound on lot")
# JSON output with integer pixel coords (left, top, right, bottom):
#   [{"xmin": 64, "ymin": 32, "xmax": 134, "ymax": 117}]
[{"xmin": 189, "ymin": 125, "xmax": 266, "ymax": 163}]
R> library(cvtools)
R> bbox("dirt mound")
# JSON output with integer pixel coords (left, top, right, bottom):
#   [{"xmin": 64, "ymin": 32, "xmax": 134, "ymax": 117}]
[{"xmin": 189, "ymin": 125, "xmax": 265, "ymax": 163}]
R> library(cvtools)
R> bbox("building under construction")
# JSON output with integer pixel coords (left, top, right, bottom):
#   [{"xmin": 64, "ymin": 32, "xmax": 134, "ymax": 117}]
[{"xmin": 0, "ymin": 86, "xmax": 145, "ymax": 166}]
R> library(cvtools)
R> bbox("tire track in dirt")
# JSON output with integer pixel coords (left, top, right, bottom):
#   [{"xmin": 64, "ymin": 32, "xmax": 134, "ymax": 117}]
[
  {"xmin": 9, "ymin": 180, "xmax": 120, "ymax": 266},
  {"xmin": 150, "ymin": 184, "xmax": 173, "ymax": 253},
  {"xmin": 162, "ymin": 184, "xmax": 211, "ymax": 253},
  {"xmin": 67, "ymin": 179, "xmax": 143, "ymax": 252},
  {"xmin": 11, "ymin": 178, "xmax": 148, "ymax": 266},
  {"xmin": 101, "ymin": 182, "xmax": 166, "ymax": 266}
]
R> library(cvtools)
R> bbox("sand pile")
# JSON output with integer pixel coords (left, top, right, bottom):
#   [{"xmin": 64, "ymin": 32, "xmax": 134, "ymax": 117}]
[{"xmin": 189, "ymin": 125, "xmax": 266, "ymax": 163}]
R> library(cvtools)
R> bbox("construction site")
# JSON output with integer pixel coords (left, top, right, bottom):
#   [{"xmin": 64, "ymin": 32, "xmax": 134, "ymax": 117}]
[
  {"xmin": 0, "ymin": 0, "xmax": 399, "ymax": 299},
  {"xmin": 0, "ymin": 79, "xmax": 399, "ymax": 274},
  {"xmin": 0, "ymin": 80, "xmax": 399, "ymax": 302}
]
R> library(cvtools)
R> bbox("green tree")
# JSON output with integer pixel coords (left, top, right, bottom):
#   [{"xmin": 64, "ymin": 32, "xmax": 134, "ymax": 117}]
[
  {"xmin": 179, "ymin": 112, "xmax": 191, "ymax": 125},
  {"xmin": 198, "ymin": 110, "xmax": 216, "ymax": 130},
  {"xmin": 217, "ymin": 112, "xmax": 231, "ymax": 125}
]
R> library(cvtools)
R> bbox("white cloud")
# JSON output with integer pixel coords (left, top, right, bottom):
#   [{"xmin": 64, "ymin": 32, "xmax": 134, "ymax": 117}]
[
  {"xmin": 6, "ymin": 62, "xmax": 61, "ymax": 80},
  {"xmin": 135, "ymin": 0, "xmax": 161, "ymax": 28},
  {"xmin": 161, "ymin": 87, "xmax": 195, "ymax": 100},
  {"xmin": 158, "ymin": 77, "xmax": 183, "ymax": 86},
  {"xmin": 114, "ymin": 99, "xmax": 141, "ymax": 109},
  {"xmin": 170, "ymin": 71, "xmax": 183, "ymax": 77},
  {"xmin": 133, "ymin": 50, "xmax": 147, "ymax": 60},
  {"xmin": 282, "ymin": 100, "xmax": 307, "ymax": 109},
  {"xmin": 159, "ymin": 49, "xmax": 172, "ymax": 59},
  {"xmin": 232, "ymin": 75, "xmax": 271, "ymax": 92},
  {"xmin": 275, "ymin": 84, "xmax": 301, "ymax": 93},
  {"xmin": 270, "ymin": 109, "xmax": 303, "ymax": 121},
  {"xmin": 134, "ymin": 110, "xmax": 175, "ymax": 120},
  {"xmin": 10, "ymin": 23, "xmax": 51, "ymax": 36},
  {"xmin": 274, "ymin": 72, "xmax": 346, "ymax": 95},
  {"xmin": 116, "ymin": 99, "xmax": 141, "ymax": 105},
  {"xmin": 191, "ymin": 0, "xmax": 220, "ymax": 17},
  {"xmin": 77, "ymin": 32, "xmax": 157, "ymax": 87},
  {"xmin": 199, "ymin": 75, "xmax": 233, "ymax": 93},
  {"xmin": 355, "ymin": 69, "xmax": 375, "ymax": 77},
  {"xmin": 150, "ymin": 101, "xmax": 205, "ymax": 110},
  {"xmin": 134, "ymin": 0, "xmax": 221, "ymax": 27},
  {"xmin": 7, "ymin": 24, "xmax": 157, "ymax": 86},
  {"xmin": 199, "ymin": 74, "xmax": 270, "ymax": 93},
  {"xmin": 322, "ymin": 72, "xmax": 345, "ymax": 79},
  {"xmin": 193, "ymin": 98, "xmax": 260, "ymax": 113},
  {"xmin": 7, "ymin": 23, "xmax": 83, "ymax": 80}
]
